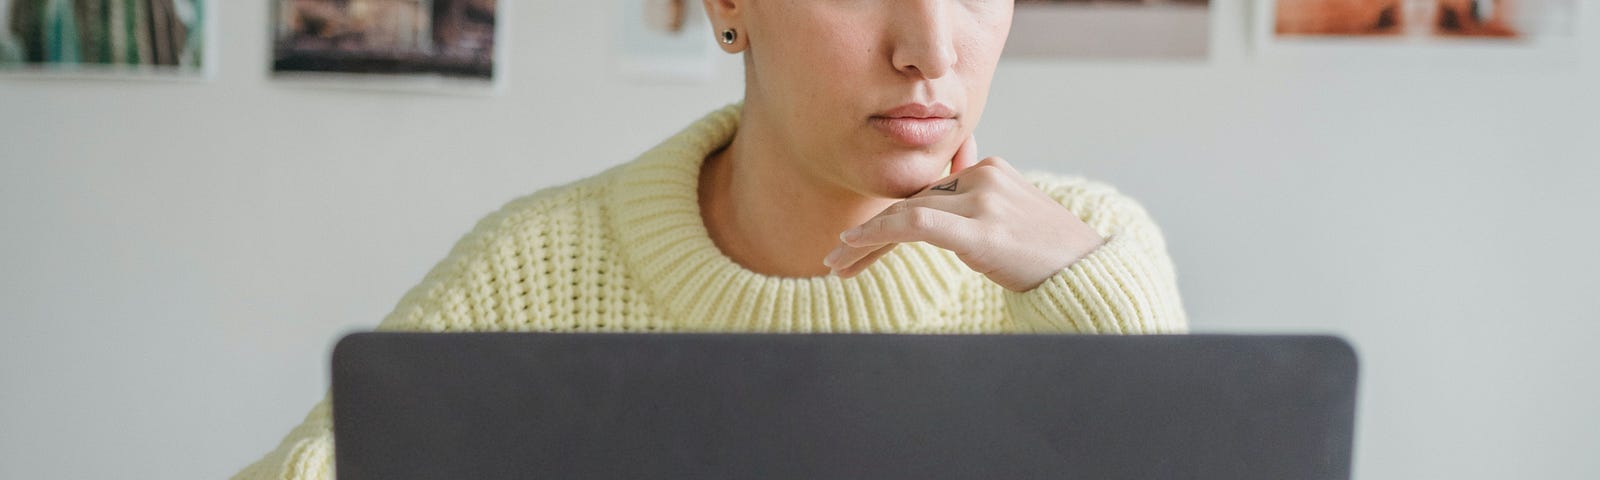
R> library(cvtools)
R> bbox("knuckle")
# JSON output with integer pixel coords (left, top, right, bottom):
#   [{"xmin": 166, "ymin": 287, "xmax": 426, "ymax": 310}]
[
  {"xmin": 958, "ymin": 229, "xmax": 996, "ymax": 264},
  {"xmin": 904, "ymin": 207, "xmax": 935, "ymax": 231},
  {"xmin": 974, "ymin": 156, "xmax": 1011, "ymax": 173},
  {"xmin": 972, "ymin": 192, "xmax": 1002, "ymax": 214},
  {"xmin": 970, "ymin": 164, "xmax": 1002, "ymax": 182}
]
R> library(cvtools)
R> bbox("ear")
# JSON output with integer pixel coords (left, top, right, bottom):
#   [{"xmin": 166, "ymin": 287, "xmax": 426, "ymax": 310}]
[{"xmin": 702, "ymin": 0, "xmax": 747, "ymax": 53}]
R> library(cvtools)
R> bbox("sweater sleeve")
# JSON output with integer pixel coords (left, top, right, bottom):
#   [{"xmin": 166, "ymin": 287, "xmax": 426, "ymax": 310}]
[
  {"xmin": 229, "ymin": 393, "xmax": 337, "ymax": 480},
  {"xmin": 1003, "ymin": 174, "xmax": 1189, "ymax": 334},
  {"xmin": 231, "ymin": 205, "xmax": 524, "ymax": 480}
]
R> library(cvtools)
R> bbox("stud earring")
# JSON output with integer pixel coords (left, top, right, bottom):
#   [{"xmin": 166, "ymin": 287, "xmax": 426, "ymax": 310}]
[{"xmin": 721, "ymin": 28, "xmax": 737, "ymax": 45}]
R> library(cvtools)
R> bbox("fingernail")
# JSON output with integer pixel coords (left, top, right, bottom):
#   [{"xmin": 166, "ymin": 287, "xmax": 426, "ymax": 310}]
[
  {"xmin": 823, "ymin": 248, "xmax": 841, "ymax": 268},
  {"xmin": 840, "ymin": 228, "xmax": 861, "ymax": 243}
]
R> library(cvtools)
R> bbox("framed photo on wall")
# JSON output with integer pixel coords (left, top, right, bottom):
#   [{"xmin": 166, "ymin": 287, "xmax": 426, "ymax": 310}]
[
  {"xmin": 0, "ymin": 0, "xmax": 213, "ymax": 79},
  {"xmin": 1253, "ymin": 0, "xmax": 1578, "ymax": 68},
  {"xmin": 1006, "ymin": 0, "xmax": 1212, "ymax": 60},
  {"xmin": 271, "ymin": 0, "xmax": 506, "ymax": 92},
  {"xmin": 615, "ymin": 0, "xmax": 717, "ymax": 82}
]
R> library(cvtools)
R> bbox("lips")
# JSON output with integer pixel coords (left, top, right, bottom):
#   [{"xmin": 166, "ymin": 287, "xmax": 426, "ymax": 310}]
[{"xmin": 870, "ymin": 103, "xmax": 957, "ymax": 147}]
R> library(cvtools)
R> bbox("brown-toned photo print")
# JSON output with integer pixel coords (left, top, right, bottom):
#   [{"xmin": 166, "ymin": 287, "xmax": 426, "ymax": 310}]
[
  {"xmin": 273, "ymin": 0, "xmax": 497, "ymax": 81},
  {"xmin": 1007, "ymin": 0, "xmax": 1211, "ymax": 59},
  {"xmin": 1274, "ymin": 0, "xmax": 1573, "ymax": 41}
]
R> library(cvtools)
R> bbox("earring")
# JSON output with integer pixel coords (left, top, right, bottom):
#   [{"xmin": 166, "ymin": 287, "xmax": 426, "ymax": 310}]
[{"xmin": 720, "ymin": 28, "xmax": 738, "ymax": 45}]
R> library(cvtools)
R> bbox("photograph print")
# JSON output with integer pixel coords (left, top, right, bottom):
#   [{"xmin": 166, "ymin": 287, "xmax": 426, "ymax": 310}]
[
  {"xmin": 1, "ymin": 0, "xmax": 209, "ymax": 77},
  {"xmin": 273, "ymin": 0, "xmax": 499, "ymax": 84},
  {"xmin": 1007, "ymin": 0, "xmax": 1212, "ymax": 60},
  {"xmin": 1272, "ymin": 0, "xmax": 1574, "ymax": 43},
  {"xmin": 616, "ymin": 0, "xmax": 717, "ymax": 82}
]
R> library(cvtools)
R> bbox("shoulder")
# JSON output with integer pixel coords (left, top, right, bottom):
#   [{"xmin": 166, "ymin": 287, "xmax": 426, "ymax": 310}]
[
  {"xmin": 379, "ymin": 168, "xmax": 626, "ymax": 331},
  {"xmin": 450, "ymin": 167, "xmax": 623, "ymax": 253},
  {"xmin": 413, "ymin": 167, "xmax": 625, "ymax": 296}
]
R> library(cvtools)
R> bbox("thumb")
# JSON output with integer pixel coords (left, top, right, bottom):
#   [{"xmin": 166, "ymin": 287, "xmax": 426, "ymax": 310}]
[{"xmin": 950, "ymin": 134, "xmax": 978, "ymax": 174}]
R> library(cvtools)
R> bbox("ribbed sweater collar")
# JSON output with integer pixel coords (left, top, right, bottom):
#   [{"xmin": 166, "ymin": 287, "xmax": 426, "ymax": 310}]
[{"xmin": 605, "ymin": 103, "xmax": 975, "ymax": 333}]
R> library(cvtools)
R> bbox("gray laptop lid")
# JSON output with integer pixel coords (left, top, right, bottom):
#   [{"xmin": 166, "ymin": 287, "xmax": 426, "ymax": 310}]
[{"xmin": 332, "ymin": 333, "xmax": 1357, "ymax": 480}]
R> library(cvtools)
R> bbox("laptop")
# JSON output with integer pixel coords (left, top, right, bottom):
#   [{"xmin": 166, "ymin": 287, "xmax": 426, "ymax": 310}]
[{"xmin": 332, "ymin": 333, "xmax": 1358, "ymax": 480}]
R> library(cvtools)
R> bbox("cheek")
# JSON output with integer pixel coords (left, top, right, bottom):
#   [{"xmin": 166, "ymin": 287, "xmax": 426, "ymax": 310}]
[
  {"xmin": 776, "ymin": 23, "xmax": 876, "ymax": 103},
  {"xmin": 957, "ymin": 14, "xmax": 1011, "ymax": 113},
  {"xmin": 960, "ymin": 16, "xmax": 1010, "ymax": 78}
]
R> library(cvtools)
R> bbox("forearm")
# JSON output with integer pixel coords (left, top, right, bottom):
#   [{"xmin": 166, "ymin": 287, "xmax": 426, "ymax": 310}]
[{"xmin": 232, "ymin": 394, "xmax": 335, "ymax": 480}]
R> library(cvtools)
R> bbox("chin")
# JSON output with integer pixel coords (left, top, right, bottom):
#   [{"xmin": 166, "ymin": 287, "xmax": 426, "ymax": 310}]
[{"xmin": 854, "ymin": 153, "xmax": 949, "ymax": 199}]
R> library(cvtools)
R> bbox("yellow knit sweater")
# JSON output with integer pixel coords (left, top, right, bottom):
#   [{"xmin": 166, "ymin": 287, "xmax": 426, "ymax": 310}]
[{"xmin": 233, "ymin": 103, "xmax": 1188, "ymax": 479}]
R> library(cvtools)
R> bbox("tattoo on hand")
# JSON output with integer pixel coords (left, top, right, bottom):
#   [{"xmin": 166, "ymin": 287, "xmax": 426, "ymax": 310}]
[{"xmin": 931, "ymin": 179, "xmax": 959, "ymax": 192}]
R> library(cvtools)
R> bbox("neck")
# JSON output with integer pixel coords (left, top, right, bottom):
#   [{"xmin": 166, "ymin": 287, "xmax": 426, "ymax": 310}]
[{"xmin": 699, "ymin": 104, "xmax": 897, "ymax": 278}]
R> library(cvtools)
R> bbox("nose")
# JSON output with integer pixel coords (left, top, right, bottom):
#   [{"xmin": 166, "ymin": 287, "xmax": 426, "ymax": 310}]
[{"xmin": 889, "ymin": 0, "xmax": 959, "ymax": 80}]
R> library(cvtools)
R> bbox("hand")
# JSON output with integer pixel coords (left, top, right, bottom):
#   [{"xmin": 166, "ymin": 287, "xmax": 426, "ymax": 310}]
[{"xmin": 822, "ymin": 136, "xmax": 1108, "ymax": 292}]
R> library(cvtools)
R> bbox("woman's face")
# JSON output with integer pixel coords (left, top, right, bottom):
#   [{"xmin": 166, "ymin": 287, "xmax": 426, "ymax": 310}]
[{"xmin": 735, "ymin": 0, "xmax": 1013, "ymax": 199}]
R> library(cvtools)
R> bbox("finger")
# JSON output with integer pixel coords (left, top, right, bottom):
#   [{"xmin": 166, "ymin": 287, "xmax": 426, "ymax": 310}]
[
  {"xmin": 824, "ymin": 237, "xmax": 873, "ymax": 273},
  {"xmin": 950, "ymin": 134, "xmax": 978, "ymax": 175},
  {"xmin": 968, "ymin": 155, "xmax": 1027, "ymax": 183},
  {"xmin": 825, "ymin": 191, "xmax": 994, "ymax": 269},
  {"xmin": 841, "ymin": 206, "xmax": 984, "ymax": 256},
  {"xmin": 824, "ymin": 194, "xmax": 975, "ymax": 270},
  {"xmin": 892, "ymin": 194, "xmax": 983, "ymax": 218},
  {"xmin": 919, "ymin": 173, "xmax": 964, "ymax": 197},
  {"xmin": 834, "ymin": 244, "xmax": 897, "ymax": 278},
  {"xmin": 826, "ymin": 226, "xmax": 896, "ymax": 274}
]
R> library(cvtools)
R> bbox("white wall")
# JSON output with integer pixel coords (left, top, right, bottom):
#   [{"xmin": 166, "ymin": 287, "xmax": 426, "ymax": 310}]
[{"xmin": 2, "ymin": 1, "xmax": 1596, "ymax": 479}]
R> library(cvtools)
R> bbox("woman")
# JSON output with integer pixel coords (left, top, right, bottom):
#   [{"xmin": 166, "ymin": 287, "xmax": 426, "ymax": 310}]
[{"xmin": 234, "ymin": 1, "xmax": 1186, "ymax": 478}]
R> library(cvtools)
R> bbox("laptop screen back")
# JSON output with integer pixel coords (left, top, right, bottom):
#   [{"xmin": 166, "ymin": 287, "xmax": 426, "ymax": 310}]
[{"xmin": 332, "ymin": 333, "xmax": 1357, "ymax": 480}]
